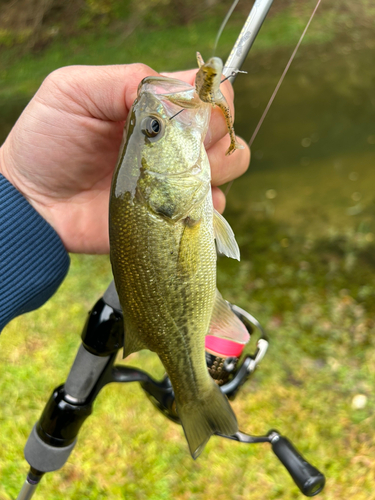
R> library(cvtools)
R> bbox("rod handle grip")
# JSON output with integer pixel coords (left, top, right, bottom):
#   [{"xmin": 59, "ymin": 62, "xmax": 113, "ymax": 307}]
[{"xmin": 269, "ymin": 432, "xmax": 325, "ymax": 497}]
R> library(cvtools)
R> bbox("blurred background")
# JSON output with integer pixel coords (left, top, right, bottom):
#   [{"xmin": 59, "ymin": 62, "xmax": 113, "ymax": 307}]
[{"xmin": 1, "ymin": 0, "xmax": 375, "ymax": 498}]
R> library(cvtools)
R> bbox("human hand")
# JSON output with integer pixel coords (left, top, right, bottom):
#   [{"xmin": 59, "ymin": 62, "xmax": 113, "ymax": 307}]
[{"xmin": 0, "ymin": 65, "xmax": 250, "ymax": 254}]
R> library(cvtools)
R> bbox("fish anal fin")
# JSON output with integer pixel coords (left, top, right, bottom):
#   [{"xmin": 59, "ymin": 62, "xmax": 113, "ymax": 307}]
[{"xmin": 213, "ymin": 209, "xmax": 240, "ymax": 261}]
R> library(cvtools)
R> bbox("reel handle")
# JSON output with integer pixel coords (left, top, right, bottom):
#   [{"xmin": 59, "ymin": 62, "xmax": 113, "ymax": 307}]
[{"xmin": 268, "ymin": 432, "xmax": 325, "ymax": 497}]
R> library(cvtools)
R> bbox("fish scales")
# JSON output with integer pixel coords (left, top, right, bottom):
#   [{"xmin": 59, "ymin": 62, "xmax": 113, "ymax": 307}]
[
  {"xmin": 109, "ymin": 77, "xmax": 240, "ymax": 458},
  {"xmin": 111, "ymin": 194, "xmax": 216, "ymax": 391}
]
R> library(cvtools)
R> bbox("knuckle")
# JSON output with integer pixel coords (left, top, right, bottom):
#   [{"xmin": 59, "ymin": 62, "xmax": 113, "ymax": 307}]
[
  {"xmin": 42, "ymin": 66, "xmax": 73, "ymax": 87},
  {"xmin": 39, "ymin": 66, "xmax": 78, "ymax": 98},
  {"xmin": 129, "ymin": 63, "xmax": 156, "ymax": 80}
]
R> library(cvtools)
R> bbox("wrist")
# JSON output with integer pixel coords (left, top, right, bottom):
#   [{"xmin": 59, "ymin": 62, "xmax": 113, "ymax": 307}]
[
  {"xmin": 0, "ymin": 174, "xmax": 70, "ymax": 331},
  {"xmin": 0, "ymin": 144, "xmax": 63, "ymax": 248},
  {"xmin": 0, "ymin": 143, "xmax": 53, "ymax": 229},
  {"xmin": 0, "ymin": 143, "xmax": 23, "ymax": 195},
  {"xmin": 0, "ymin": 145, "xmax": 10, "ymax": 183}
]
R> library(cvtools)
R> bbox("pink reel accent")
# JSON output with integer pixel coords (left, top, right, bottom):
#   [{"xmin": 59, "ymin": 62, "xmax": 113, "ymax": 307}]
[{"xmin": 205, "ymin": 335, "xmax": 245, "ymax": 358}]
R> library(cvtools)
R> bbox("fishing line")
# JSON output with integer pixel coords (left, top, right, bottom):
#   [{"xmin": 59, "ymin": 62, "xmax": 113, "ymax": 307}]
[
  {"xmin": 221, "ymin": 70, "xmax": 247, "ymax": 84},
  {"xmin": 248, "ymin": 0, "xmax": 322, "ymax": 148},
  {"xmin": 169, "ymin": 109, "xmax": 184, "ymax": 121},
  {"xmin": 225, "ymin": 0, "xmax": 322, "ymax": 196},
  {"xmin": 213, "ymin": 0, "xmax": 241, "ymax": 56}
]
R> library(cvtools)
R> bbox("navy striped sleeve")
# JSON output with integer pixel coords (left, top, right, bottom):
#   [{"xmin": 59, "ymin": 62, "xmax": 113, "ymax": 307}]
[{"xmin": 0, "ymin": 174, "xmax": 70, "ymax": 332}]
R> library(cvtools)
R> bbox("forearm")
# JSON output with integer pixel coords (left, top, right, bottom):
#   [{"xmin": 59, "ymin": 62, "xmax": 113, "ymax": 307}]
[{"xmin": 0, "ymin": 173, "xmax": 70, "ymax": 332}]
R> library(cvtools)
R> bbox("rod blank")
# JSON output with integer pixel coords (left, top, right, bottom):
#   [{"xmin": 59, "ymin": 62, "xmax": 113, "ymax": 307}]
[{"xmin": 224, "ymin": 0, "xmax": 274, "ymax": 79}]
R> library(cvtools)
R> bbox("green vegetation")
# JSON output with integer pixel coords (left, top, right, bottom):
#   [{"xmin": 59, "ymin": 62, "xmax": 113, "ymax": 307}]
[
  {"xmin": 1, "ymin": 0, "xmax": 374, "ymax": 101},
  {"xmin": 2, "ymin": 1, "xmax": 375, "ymax": 498},
  {"xmin": 2, "ymin": 182, "xmax": 375, "ymax": 498},
  {"xmin": 0, "ymin": 11, "xmax": 309, "ymax": 101}
]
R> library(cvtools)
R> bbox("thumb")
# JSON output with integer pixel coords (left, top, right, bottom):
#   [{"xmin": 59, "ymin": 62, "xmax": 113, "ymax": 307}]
[{"xmin": 36, "ymin": 63, "xmax": 160, "ymax": 122}]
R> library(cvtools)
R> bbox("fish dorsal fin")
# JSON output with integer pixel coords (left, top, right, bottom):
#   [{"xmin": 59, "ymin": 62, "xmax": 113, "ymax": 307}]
[
  {"xmin": 213, "ymin": 209, "xmax": 240, "ymax": 261},
  {"xmin": 208, "ymin": 290, "xmax": 249, "ymax": 344}
]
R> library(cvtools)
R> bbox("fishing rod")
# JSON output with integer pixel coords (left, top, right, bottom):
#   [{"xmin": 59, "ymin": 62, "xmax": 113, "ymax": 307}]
[
  {"xmin": 224, "ymin": 0, "xmax": 322, "ymax": 194},
  {"xmin": 16, "ymin": 1, "xmax": 325, "ymax": 498},
  {"xmin": 223, "ymin": 0, "xmax": 274, "ymax": 80}
]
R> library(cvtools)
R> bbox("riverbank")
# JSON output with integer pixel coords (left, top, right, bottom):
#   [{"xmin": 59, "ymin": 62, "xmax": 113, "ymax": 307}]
[{"xmin": 1, "ymin": 1, "xmax": 372, "ymax": 102}]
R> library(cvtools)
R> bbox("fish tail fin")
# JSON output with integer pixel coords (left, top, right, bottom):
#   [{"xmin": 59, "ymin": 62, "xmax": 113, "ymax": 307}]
[{"xmin": 177, "ymin": 381, "xmax": 238, "ymax": 459}]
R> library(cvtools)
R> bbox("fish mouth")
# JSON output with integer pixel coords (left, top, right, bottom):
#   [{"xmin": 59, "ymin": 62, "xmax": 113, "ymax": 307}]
[
  {"xmin": 138, "ymin": 76, "xmax": 194, "ymax": 99},
  {"xmin": 138, "ymin": 76, "xmax": 203, "ymax": 112}
]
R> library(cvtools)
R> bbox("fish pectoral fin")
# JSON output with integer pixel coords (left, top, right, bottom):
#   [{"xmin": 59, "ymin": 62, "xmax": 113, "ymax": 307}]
[
  {"xmin": 208, "ymin": 289, "xmax": 250, "ymax": 344},
  {"xmin": 123, "ymin": 323, "xmax": 149, "ymax": 358},
  {"xmin": 176, "ymin": 379, "xmax": 238, "ymax": 459},
  {"xmin": 213, "ymin": 209, "xmax": 240, "ymax": 261}
]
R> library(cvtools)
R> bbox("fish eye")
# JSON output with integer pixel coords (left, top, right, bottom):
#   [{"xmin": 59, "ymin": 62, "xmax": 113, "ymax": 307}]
[{"xmin": 141, "ymin": 116, "xmax": 163, "ymax": 140}]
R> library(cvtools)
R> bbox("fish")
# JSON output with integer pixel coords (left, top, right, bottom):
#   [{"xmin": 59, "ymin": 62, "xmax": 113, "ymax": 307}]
[
  {"xmin": 195, "ymin": 51, "xmax": 244, "ymax": 156},
  {"xmin": 109, "ymin": 75, "xmax": 249, "ymax": 459}
]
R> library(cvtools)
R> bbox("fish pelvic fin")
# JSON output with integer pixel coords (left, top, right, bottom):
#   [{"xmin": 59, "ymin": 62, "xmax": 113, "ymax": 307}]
[
  {"xmin": 123, "ymin": 321, "xmax": 148, "ymax": 358},
  {"xmin": 177, "ymin": 380, "xmax": 238, "ymax": 459}
]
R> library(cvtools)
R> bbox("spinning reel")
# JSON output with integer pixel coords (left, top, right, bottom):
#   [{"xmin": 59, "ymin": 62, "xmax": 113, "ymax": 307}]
[{"xmin": 17, "ymin": 282, "xmax": 325, "ymax": 499}]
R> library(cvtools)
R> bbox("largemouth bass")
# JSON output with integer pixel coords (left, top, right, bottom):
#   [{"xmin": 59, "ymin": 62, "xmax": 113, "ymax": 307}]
[
  {"xmin": 195, "ymin": 52, "xmax": 244, "ymax": 156},
  {"xmin": 109, "ymin": 76, "xmax": 248, "ymax": 459}
]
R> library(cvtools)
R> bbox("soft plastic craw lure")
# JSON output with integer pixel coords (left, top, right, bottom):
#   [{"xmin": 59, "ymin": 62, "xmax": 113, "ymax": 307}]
[{"xmin": 195, "ymin": 51, "xmax": 244, "ymax": 156}]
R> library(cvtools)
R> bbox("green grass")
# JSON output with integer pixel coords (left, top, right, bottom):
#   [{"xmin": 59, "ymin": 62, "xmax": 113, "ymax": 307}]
[{"xmin": 1, "ymin": 243, "xmax": 375, "ymax": 498}]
